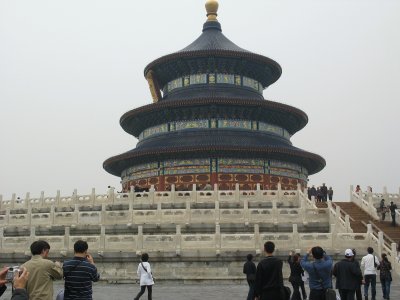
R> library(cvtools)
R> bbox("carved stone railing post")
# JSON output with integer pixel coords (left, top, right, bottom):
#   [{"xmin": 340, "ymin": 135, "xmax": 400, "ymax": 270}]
[
  {"xmin": 30, "ymin": 226, "xmax": 36, "ymax": 245},
  {"xmin": 56, "ymin": 190, "xmax": 61, "ymax": 206},
  {"xmin": 137, "ymin": 226, "xmax": 143, "ymax": 254},
  {"xmin": 390, "ymin": 242, "xmax": 398, "ymax": 265},
  {"xmin": 50, "ymin": 205, "xmax": 55, "ymax": 225},
  {"xmin": 215, "ymin": 223, "xmax": 221, "ymax": 255},
  {"xmin": 185, "ymin": 200, "xmax": 191, "ymax": 225},
  {"xmin": 215, "ymin": 200, "xmax": 220, "ymax": 223},
  {"xmin": 91, "ymin": 188, "xmax": 96, "ymax": 205},
  {"xmin": 254, "ymin": 224, "xmax": 260, "ymax": 253},
  {"xmin": 192, "ymin": 184, "xmax": 197, "ymax": 202},
  {"xmin": 234, "ymin": 183, "xmax": 240, "ymax": 202},
  {"xmin": 277, "ymin": 182, "xmax": 282, "ymax": 198},
  {"xmin": 149, "ymin": 185, "xmax": 155, "ymax": 204},
  {"xmin": 72, "ymin": 189, "xmax": 78, "ymax": 204},
  {"xmin": 244, "ymin": 198, "xmax": 249, "ymax": 225},
  {"xmin": 157, "ymin": 202, "xmax": 162, "ymax": 226},
  {"xmin": 292, "ymin": 224, "xmax": 299, "ymax": 250},
  {"xmin": 129, "ymin": 186, "xmax": 134, "ymax": 210},
  {"xmin": 101, "ymin": 204, "xmax": 106, "ymax": 224},
  {"xmin": 366, "ymin": 224, "xmax": 373, "ymax": 244},
  {"xmin": 108, "ymin": 187, "xmax": 115, "ymax": 204},
  {"xmin": 175, "ymin": 225, "xmax": 181, "ymax": 256},
  {"xmin": 25, "ymin": 192, "xmax": 31, "ymax": 208},
  {"xmin": 64, "ymin": 227, "xmax": 70, "ymax": 250},
  {"xmin": 345, "ymin": 215, "xmax": 352, "ymax": 233},
  {"xmin": 37, "ymin": 191, "xmax": 43, "ymax": 207},
  {"xmin": 256, "ymin": 183, "xmax": 261, "ymax": 200},
  {"xmin": 11, "ymin": 193, "xmax": 16, "ymax": 209},
  {"xmin": 378, "ymin": 231, "xmax": 384, "ymax": 256},
  {"xmin": 171, "ymin": 184, "xmax": 176, "ymax": 202},
  {"xmin": 383, "ymin": 186, "xmax": 388, "ymax": 202},
  {"xmin": 272, "ymin": 198, "xmax": 278, "ymax": 225},
  {"xmin": 100, "ymin": 225, "xmax": 106, "ymax": 250},
  {"xmin": 0, "ymin": 227, "xmax": 3, "ymax": 250},
  {"xmin": 74, "ymin": 204, "xmax": 79, "ymax": 224}
]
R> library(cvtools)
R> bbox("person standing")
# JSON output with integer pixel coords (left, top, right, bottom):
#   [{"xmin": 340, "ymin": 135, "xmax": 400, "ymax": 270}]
[
  {"xmin": 243, "ymin": 254, "xmax": 257, "ymax": 300},
  {"xmin": 21, "ymin": 240, "xmax": 63, "ymax": 300},
  {"xmin": 377, "ymin": 253, "xmax": 392, "ymax": 300},
  {"xmin": 388, "ymin": 201, "xmax": 398, "ymax": 226},
  {"xmin": 310, "ymin": 186, "xmax": 317, "ymax": 200},
  {"xmin": 328, "ymin": 187, "xmax": 333, "ymax": 201},
  {"xmin": 380, "ymin": 199, "xmax": 386, "ymax": 222},
  {"xmin": 254, "ymin": 241, "xmax": 285, "ymax": 300},
  {"xmin": 300, "ymin": 246, "xmax": 333, "ymax": 300},
  {"xmin": 134, "ymin": 253, "xmax": 154, "ymax": 300},
  {"xmin": 351, "ymin": 249, "xmax": 363, "ymax": 300},
  {"xmin": 332, "ymin": 249, "xmax": 362, "ymax": 300},
  {"xmin": 288, "ymin": 252, "xmax": 307, "ymax": 300},
  {"xmin": 320, "ymin": 183, "xmax": 328, "ymax": 202},
  {"xmin": 63, "ymin": 240, "xmax": 100, "ymax": 300},
  {"xmin": 361, "ymin": 247, "xmax": 380, "ymax": 300}
]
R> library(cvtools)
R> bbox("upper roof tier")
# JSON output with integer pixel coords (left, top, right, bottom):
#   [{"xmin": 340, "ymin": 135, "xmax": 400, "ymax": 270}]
[{"xmin": 144, "ymin": 2, "xmax": 282, "ymax": 102}]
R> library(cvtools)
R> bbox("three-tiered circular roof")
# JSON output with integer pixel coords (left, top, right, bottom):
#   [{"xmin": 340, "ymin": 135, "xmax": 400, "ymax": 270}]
[{"xmin": 103, "ymin": 0, "xmax": 326, "ymax": 179}]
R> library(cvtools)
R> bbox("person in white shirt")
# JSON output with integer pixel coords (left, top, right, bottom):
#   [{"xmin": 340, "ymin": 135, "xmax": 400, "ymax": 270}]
[
  {"xmin": 134, "ymin": 253, "xmax": 154, "ymax": 300},
  {"xmin": 360, "ymin": 247, "xmax": 380, "ymax": 300}
]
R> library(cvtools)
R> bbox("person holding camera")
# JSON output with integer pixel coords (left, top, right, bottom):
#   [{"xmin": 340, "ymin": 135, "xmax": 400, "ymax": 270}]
[
  {"xmin": 0, "ymin": 266, "xmax": 30, "ymax": 300},
  {"xmin": 300, "ymin": 246, "xmax": 333, "ymax": 300},
  {"xmin": 21, "ymin": 240, "xmax": 63, "ymax": 300},
  {"xmin": 62, "ymin": 240, "xmax": 100, "ymax": 300}
]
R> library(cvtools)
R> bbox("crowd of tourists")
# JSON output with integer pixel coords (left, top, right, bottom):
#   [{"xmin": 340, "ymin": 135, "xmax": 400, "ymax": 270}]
[
  {"xmin": 307, "ymin": 184, "xmax": 334, "ymax": 202},
  {"xmin": 243, "ymin": 242, "xmax": 394, "ymax": 300},
  {"xmin": 379, "ymin": 198, "xmax": 398, "ymax": 227},
  {"xmin": 0, "ymin": 239, "xmax": 155, "ymax": 300}
]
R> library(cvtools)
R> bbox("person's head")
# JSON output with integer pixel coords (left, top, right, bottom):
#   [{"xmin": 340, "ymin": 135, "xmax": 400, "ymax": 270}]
[
  {"xmin": 30, "ymin": 240, "xmax": 50, "ymax": 257},
  {"xmin": 381, "ymin": 253, "xmax": 388, "ymax": 262},
  {"xmin": 381, "ymin": 199, "xmax": 384, "ymax": 202},
  {"xmin": 141, "ymin": 253, "xmax": 149, "ymax": 262},
  {"xmin": 246, "ymin": 253, "xmax": 253, "ymax": 261},
  {"xmin": 345, "ymin": 248, "xmax": 354, "ymax": 259},
  {"xmin": 264, "ymin": 241, "xmax": 275, "ymax": 254},
  {"xmin": 390, "ymin": 201, "xmax": 394, "ymax": 205},
  {"xmin": 292, "ymin": 253, "xmax": 301, "ymax": 264},
  {"xmin": 311, "ymin": 246, "xmax": 324, "ymax": 260},
  {"xmin": 367, "ymin": 247, "xmax": 374, "ymax": 254},
  {"xmin": 74, "ymin": 240, "xmax": 89, "ymax": 254}
]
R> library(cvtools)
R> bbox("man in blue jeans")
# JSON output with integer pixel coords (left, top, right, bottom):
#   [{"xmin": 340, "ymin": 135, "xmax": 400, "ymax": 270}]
[
  {"xmin": 361, "ymin": 247, "xmax": 380, "ymax": 300},
  {"xmin": 300, "ymin": 246, "xmax": 333, "ymax": 300}
]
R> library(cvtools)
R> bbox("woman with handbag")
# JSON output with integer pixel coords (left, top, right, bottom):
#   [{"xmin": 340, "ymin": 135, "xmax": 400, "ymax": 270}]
[
  {"xmin": 377, "ymin": 253, "xmax": 392, "ymax": 300},
  {"xmin": 134, "ymin": 253, "xmax": 155, "ymax": 300},
  {"xmin": 288, "ymin": 252, "xmax": 307, "ymax": 300}
]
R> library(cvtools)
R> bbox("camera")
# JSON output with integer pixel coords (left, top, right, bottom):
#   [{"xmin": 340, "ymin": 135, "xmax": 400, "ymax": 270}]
[{"xmin": 5, "ymin": 266, "xmax": 20, "ymax": 282}]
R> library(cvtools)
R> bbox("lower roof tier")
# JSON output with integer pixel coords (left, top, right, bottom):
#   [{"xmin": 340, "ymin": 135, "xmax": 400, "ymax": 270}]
[{"xmin": 103, "ymin": 129, "xmax": 326, "ymax": 176}]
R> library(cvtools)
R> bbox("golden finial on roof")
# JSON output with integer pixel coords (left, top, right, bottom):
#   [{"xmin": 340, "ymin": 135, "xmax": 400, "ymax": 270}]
[{"xmin": 205, "ymin": 0, "xmax": 219, "ymax": 22}]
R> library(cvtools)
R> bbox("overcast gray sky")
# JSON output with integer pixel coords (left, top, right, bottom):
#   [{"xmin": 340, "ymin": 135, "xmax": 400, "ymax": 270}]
[{"xmin": 1, "ymin": 0, "xmax": 399, "ymax": 201}]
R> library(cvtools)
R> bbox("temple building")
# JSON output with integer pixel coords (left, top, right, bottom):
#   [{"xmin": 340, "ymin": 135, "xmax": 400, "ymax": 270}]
[{"xmin": 103, "ymin": 0, "xmax": 325, "ymax": 192}]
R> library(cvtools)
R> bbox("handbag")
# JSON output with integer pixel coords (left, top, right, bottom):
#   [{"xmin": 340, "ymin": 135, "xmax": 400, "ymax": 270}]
[{"xmin": 312, "ymin": 263, "xmax": 336, "ymax": 300}]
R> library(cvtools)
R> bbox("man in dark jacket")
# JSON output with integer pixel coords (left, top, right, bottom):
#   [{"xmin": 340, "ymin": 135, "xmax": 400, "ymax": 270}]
[
  {"xmin": 254, "ymin": 241, "xmax": 285, "ymax": 300},
  {"xmin": 333, "ymin": 249, "xmax": 363, "ymax": 300},
  {"xmin": 389, "ymin": 201, "xmax": 398, "ymax": 226},
  {"xmin": 243, "ymin": 253, "xmax": 257, "ymax": 300}
]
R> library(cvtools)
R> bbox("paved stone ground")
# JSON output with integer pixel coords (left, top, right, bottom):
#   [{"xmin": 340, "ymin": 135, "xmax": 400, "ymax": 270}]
[{"xmin": 1, "ymin": 280, "xmax": 399, "ymax": 300}]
